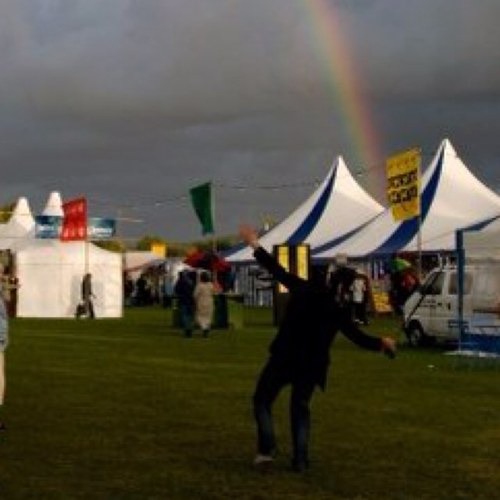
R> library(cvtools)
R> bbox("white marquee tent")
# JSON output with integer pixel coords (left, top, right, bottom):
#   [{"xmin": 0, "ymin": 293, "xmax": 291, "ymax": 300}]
[
  {"xmin": 0, "ymin": 192, "xmax": 123, "ymax": 318},
  {"xmin": 225, "ymin": 156, "xmax": 384, "ymax": 263},
  {"xmin": 313, "ymin": 139, "xmax": 500, "ymax": 259}
]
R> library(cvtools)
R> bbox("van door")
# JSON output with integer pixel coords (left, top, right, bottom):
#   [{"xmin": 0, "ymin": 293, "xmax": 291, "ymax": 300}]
[
  {"xmin": 428, "ymin": 270, "xmax": 473, "ymax": 337},
  {"xmin": 418, "ymin": 271, "xmax": 446, "ymax": 335}
]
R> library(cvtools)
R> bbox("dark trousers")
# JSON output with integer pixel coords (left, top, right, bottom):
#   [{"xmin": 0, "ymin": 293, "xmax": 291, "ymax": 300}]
[
  {"xmin": 178, "ymin": 303, "xmax": 194, "ymax": 336},
  {"xmin": 84, "ymin": 298, "xmax": 95, "ymax": 319},
  {"xmin": 253, "ymin": 359, "xmax": 315, "ymax": 466}
]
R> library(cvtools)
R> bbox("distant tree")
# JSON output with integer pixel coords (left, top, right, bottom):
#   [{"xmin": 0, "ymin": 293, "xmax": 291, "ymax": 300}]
[
  {"xmin": 132, "ymin": 233, "xmax": 239, "ymax": 256},
  {"xmin": 0, "ymin": 202, "xmax": 15, "ymax": 223},
  {"xmin": 136, "ymin": 235, "xmax": 167, "ymax": 252},
  {"xmin": 93, "ymin": 239, "xmax": 126, "ymax": 253}
]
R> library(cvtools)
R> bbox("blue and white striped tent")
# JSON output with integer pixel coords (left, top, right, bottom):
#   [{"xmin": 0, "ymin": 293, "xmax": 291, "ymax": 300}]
[
  {"xmin": 313, "ymin": 139, "xmax": 500, "ymax": 260},
  {"xmin": 225, "ymin": 156, "xmax": 384, "ymax": 263}
]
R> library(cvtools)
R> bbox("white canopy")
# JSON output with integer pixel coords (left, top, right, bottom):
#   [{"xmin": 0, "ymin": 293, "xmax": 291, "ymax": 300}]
[
  {"xmin": 226, "ymin": 156, "xmax": 383, "ymax": 263},
  {"xmin": 14, "ymin": 238, "xmax": 123, "ymax": 318},
  {"xmin": 313, "ymin": 139, "xmax": 500, "ymax": 259}
]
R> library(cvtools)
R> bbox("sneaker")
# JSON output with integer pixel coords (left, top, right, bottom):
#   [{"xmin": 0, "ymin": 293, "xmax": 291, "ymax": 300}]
[{"xmin": 253, "ymin": 454, "xmax": 274, "ymax": 470}]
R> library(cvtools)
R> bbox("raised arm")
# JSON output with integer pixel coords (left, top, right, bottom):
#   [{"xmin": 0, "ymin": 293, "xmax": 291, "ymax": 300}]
[
  {"xmin": 339, "ymin": 312, "xmax": 397, "ymax": 358},
  {"xmin": 238, "ymin": 224, "xmax": 305, "ymax": 292}
]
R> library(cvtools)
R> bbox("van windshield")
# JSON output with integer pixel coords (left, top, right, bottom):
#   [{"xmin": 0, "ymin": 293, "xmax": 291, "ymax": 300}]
[{"xmin": 423, "ymin": 272, "xmax": 445, "ymax": 295}]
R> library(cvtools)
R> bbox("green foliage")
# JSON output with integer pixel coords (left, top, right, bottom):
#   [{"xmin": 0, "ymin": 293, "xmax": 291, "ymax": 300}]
[
  {"xmin": 0, "ymin": 202, "xmax": 15, "ymax": 223},
  {"xmin": 92, "ymin": 239, "xmax": 126, "ymax": 253},
  {"xmin": 2, "ymin": 310, "xmax": 499, "ymax": 499}
]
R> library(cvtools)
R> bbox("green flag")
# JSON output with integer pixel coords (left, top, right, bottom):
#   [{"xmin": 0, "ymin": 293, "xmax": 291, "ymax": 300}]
[{"xmin": 189, "ymin": 182, "xmax": 214, "ymax": 235}]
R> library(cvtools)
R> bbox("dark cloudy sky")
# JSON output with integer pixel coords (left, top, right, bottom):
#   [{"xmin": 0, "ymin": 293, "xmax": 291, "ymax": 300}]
[{"xmin": 1, "ymin": 0, "xmax": 499, "ymax": 241}]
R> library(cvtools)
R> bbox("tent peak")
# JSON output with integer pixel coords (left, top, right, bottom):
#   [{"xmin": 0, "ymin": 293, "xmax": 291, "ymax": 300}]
[
  {"xmin": 42, "ymin": 191, "xmax": 64, "ymax": 217},
  {"xmin": 12, "ymin": 197, "xmax": 33, "ymax": 217},
  {"xmin": 439, "ymin": 137, "xmax": 458, "ymax": 157}
]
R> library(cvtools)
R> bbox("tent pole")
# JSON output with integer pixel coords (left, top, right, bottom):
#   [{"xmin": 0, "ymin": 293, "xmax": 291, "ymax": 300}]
[
  {"xmin": 85, "ymin": 237, "xmax": 89, "ymax": 274},
  {"xmin": 417, "ymin": 214, "xmax": 422, "ymax": 281}
]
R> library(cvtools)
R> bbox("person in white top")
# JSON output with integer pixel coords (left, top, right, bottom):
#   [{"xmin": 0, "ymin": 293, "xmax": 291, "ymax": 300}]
[
  {"xmin": 194, "ymin": 271, "xmax": 215, "ymax": 337},
  {"xmin": 351, "ymin": 273, "xmax": 368, "ymax": 325}
]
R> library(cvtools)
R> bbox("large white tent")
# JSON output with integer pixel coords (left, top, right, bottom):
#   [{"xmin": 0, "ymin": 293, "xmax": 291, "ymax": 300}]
[
  {"xmin": 225, "ymin": 156, "xmax": 384, "ymax": 263},
  {"xmin": 14, "ymin": 238, "xmax": 123, "ymax": 318},
  {"xmin": 1, "ymin": 192, "xmax": 123, "ymax": 318},
  {"xmin": 313, "ymin": 139, "xmax": 500, "ymax": 259}
]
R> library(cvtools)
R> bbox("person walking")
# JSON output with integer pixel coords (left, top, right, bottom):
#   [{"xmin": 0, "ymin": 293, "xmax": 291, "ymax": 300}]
[
  {"xmin": 239, "ymin": 224, "xmax": 396, "ymax": 472},
  {"xmin": 0, "ymin": 265, "xmax": 9, "ymax": 430},
  {"xmin": 81, "ymin": 273, "xmax": 95, "ymax": 319},
  {"xmin": 174, "ymin": 270, "xmax": 196, "ymax": 337},
  {"xmin": 194, "ymin": 271, "xmax": 215, "ymax": 337}
]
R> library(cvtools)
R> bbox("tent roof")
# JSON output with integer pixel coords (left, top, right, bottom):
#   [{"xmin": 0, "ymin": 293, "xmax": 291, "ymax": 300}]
[
  {"xmin": 313, "ymin": 139, "xmax": 500, "ymax": 259},
  {"xmin": 225, "ymin": 156, "xmax": 383, "ymax": 263},
  {"xmin": 460, "ymin": 215, "xmax": 500, "ymax": 260},
  {"xmin": 124, "ymin": 251, "xmax": 164, "ymax": 272}
]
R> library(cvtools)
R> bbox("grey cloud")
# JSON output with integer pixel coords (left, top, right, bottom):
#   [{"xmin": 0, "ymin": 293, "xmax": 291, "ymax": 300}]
[{"xmin": 0, "ymin": 0, "xmax": 498, "ymax": 239}]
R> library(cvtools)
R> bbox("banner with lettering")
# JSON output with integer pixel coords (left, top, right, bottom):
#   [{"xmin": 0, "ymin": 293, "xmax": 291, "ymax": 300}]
[
  {"xmin": 386, "ymin": 147, "xmax": 421, "ymax": 222},
  {"xmin": 60, "ymin": 197, "xmax": 87, "ymax": 241},
  {"xmin": 34, "ymin": 215, "xmax": 62, "ymax": 239}
]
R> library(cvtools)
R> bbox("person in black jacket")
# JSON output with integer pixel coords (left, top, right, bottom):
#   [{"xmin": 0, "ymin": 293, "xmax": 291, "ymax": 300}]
[
  {"xmin": 81, "ymin": 273, "xmax": 95, "ymax": 319},
  {"xmin": 239, "ymin": 225, "xmax": 396, "ymax": 472}
]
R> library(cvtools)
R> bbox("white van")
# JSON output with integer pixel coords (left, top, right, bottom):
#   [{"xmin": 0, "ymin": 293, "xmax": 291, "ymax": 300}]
[{"xmin": 403, "ymin": 264, "xmax": 500, "ymax": 345}]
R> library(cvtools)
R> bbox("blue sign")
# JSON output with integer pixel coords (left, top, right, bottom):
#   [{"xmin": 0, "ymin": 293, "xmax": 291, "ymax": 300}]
[
  {"xmin": 35, "ymin": 215, "xmax": 62, "ymax": 239},
  {"xmin": 87, "ymin": 217, "xmax": 116, "ymax": 240}
]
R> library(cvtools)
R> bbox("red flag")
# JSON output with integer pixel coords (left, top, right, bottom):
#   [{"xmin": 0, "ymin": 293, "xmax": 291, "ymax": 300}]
[{"xmin": 60, "ymin": 197, "xmax": 87, "ymax": 241}]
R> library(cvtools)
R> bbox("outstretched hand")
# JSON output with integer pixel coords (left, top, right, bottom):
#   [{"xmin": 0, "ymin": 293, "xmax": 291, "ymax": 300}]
[
  {"xmin": 239, "ymin": 224, "xmax": 259, "ymax": 249},
  {"xmin": 381, "ymin": 336, "xmax": 397, "ymax": 359}
]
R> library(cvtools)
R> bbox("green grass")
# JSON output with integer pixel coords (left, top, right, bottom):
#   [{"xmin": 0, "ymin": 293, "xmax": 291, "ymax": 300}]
[{"xmin": 1, "ymin": 307, "xmax": 499, "ymax": 499}]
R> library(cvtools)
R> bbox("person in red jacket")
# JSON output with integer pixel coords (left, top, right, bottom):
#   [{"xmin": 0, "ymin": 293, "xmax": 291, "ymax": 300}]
[{"xmin": 239, "ymin": 225, "xmax": 396, "ymax": 472}]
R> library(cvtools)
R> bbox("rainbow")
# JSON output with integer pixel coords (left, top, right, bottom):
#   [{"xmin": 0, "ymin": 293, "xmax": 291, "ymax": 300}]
[{"xmin": 302, "ymin": 0, "xmax": 381, "ymax": 173}]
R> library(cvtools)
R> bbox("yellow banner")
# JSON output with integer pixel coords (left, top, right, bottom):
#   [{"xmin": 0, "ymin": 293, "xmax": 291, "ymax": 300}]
[
  {"xmin": 386, "ymin": 147, "xmax": 421, "ymax": 221},
  {"xmin": 276, "ymin": 245, "xmax": 289, "ymax": 293},
  {"xmin": 296, "ymin": 245, "xmax": 309, "ymax": 280}
]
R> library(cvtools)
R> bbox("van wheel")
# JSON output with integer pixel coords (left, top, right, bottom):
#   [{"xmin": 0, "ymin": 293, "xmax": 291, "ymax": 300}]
[{"xmin": 406, "ymin": 322, "xmax": 425, "ymax": 347}]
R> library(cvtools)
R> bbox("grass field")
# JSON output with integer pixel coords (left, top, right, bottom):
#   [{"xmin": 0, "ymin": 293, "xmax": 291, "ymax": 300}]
[{"xmin": 1, "ymin": 306, "xmax": 499, "ymax": 500}]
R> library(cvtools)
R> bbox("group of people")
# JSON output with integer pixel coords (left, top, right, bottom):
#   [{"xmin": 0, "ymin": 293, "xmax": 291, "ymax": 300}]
[
  {"xmin": 0, "ymin": 226, "xmax": 398, "ymax": 475},
  {"xmin": 174, "ymin": 269, "xmax": 215, "ymax": 338}
]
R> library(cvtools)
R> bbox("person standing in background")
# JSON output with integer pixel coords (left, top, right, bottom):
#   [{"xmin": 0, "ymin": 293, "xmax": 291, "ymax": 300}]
[
  {"xmin": 0, "ymin": 264, "xmax": 9, "ymax": 430},
  {"xmin": 351, "ymin": 272, "xmax": 368, "ymax": 325},
  {"xmin": 81, "ymin": 273, "xmax": 95, "ymax": 319},
  {"xmin": 194, "ymin": 271, "xmax": 215, "ymax": 337},
  {"xmin": 174, "ymin": 270, "xmax": 196, "ymax": 338}
]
